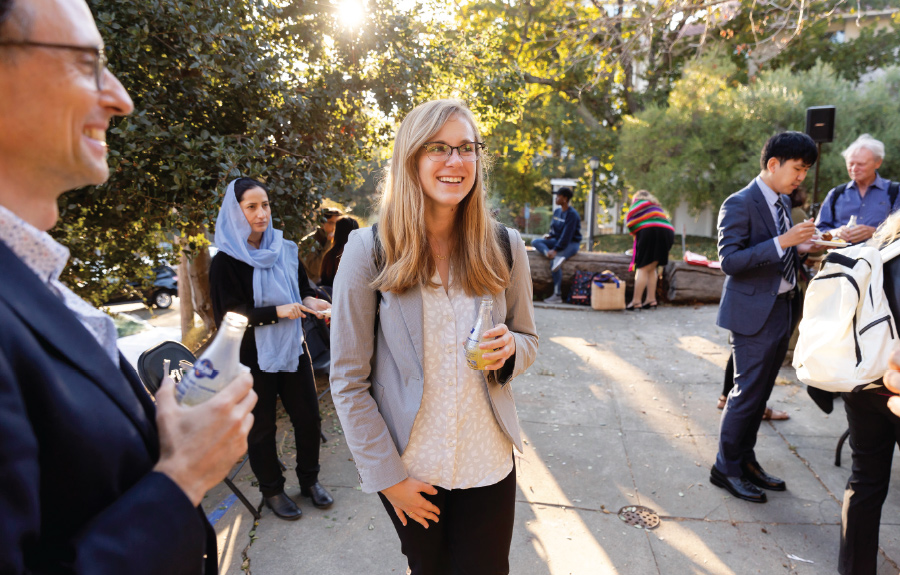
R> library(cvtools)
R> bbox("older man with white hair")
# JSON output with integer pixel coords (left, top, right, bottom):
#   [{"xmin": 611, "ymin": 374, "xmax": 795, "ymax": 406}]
[{"xmin": 816, "ymin": 134, "xmax": 898, "ymax": 244}]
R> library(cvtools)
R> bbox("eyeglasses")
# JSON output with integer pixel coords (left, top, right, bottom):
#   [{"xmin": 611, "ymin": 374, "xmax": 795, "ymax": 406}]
[
  {"xmin": 421, "ymin": 142, "xmax": 486, "ymax": 163},
  {"xmin": 0, "ymin": 41, "xmax": 108, "ymax": 91}
]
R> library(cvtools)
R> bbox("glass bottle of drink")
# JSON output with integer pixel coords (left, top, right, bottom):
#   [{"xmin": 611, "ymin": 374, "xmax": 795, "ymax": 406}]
[
  {"xmin": 848, "ymin": 214, "xmax": 858, "ymax": 228},
  {"xmin": 175, "ymin": 312, "xmax": 249, "ymax": 406},
  {"xmin": 464, "ymin": 296, "xmax": 495, "ymax": 370}
]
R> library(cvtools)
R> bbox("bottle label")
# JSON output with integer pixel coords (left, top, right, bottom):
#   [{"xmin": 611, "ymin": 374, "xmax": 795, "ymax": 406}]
[{"xmin": 193, "ymin": 359, "xmax": 220, "ymax": 379}]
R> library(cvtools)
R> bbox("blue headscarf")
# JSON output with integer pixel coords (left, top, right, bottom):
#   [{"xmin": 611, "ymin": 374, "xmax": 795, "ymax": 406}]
[{"xmin": 214, "ymin": 179, "xmax": 304, "ymax": 372}]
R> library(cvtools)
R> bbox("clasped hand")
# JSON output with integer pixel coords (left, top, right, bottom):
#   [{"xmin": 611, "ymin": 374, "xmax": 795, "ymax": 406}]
[
  {"xmin": 834, "ymin": 224, "xmax": 876, "ymax": 244},
  {"xmin": 479, "ymin": 323, "xmax": 516, "ymax": 371},
  {"xmin": 276, "ymin": 297, "xmax": 331, "ymax": 320}
]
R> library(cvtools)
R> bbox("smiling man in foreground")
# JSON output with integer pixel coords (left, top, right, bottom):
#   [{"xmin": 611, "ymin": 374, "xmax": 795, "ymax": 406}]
[{"xmin": 0, "ymin": 0, "xmax": 257, "ymax": 573}]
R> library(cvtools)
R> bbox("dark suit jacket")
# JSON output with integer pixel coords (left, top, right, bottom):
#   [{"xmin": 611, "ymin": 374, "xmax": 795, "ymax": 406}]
[
  {"xmin": 0, "ymin": 241, "xmax": 217, "ymax": 575},
  {"xmin": 716, "ymin": 180, "xmax": 801, "ymax": 336}
]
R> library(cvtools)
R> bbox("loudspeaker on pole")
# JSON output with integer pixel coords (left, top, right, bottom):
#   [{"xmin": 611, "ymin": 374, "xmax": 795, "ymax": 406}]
[{"xmin": 805, "ymin": 106, "xmax": 836, "ymax": 144}]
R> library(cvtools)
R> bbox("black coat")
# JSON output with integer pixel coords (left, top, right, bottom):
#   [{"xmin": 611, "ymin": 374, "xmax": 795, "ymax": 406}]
[{"xmin": 0, "ymin": 241, "xmax": 216, "ymax": 575}]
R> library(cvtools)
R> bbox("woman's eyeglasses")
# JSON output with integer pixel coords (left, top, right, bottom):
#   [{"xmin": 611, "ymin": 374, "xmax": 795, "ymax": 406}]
[
  {"xmin": 421, "ymin": 142, "xmax": 486, "ymax": 163},
  {"xmin": 0, "ymin": 41, "xmax": 108, "ymax": 91}
]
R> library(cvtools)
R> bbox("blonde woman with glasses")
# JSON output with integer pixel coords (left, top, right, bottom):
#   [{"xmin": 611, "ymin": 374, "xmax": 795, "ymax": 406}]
[{"xmin": 330, "ymin": 99, "xmax": 538, "ymax": 574}]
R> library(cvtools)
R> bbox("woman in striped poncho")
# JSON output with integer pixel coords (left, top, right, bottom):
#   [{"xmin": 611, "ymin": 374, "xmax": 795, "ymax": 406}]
[{"xmin": 625, "ymin": 191, "xmax": 675, "ymax": 310}]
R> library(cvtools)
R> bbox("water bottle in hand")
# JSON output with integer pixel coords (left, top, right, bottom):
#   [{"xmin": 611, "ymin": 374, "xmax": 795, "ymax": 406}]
[{"xmin": 175, "ymin": 312, "xmax": 250, "ymax": 405}]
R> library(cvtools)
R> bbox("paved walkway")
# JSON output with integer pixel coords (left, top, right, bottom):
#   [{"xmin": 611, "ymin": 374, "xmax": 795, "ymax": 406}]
[{"xmin": 198, "ymin": 304, "xmax": 900, "ymax": 574}]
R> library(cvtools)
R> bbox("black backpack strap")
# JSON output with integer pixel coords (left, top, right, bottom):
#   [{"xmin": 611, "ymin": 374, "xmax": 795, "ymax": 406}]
[
  {"xmin": 889, "ymin": 181, "xmax": 899, "ymax": 210},
  {"xmin": 372, "ymin": 223, "xmax": 385, "ymax": 273},
  {"xmin": 372, "ymin": 224, "xmax": 383, "ymax": 335},
  {"xmin": 494, "ymin": 222, "xmax": 513, "ymax": 272},
  {"xmin": 830, "ymin": 183, "xmax": 848, "ymax": 217}
]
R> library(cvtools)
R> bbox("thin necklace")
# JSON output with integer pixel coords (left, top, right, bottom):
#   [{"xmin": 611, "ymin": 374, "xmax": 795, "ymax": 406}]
[{"xmin": 433, "ymin": 249, "xmax": 449, "ymax": 261}]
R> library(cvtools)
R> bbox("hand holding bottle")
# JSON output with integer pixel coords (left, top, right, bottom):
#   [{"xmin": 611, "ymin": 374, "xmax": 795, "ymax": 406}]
[
  {"xmin": 479, "ymin": 324, "xmax": 516, "ymax": 370},
  {"xmin": 153, "ymin": 372, "xmax": 257, "ymax": 506}
]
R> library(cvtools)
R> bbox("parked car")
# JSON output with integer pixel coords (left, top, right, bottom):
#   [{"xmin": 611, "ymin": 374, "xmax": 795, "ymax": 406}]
[{"xmin": 106, "ymin": 265, "xmax": 178, "ymax": 309}]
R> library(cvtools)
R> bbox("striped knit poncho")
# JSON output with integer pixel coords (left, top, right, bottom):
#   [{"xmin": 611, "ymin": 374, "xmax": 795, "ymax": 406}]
[{"xmin": 625, "ymin": 199, "xmax": 675, "ymax": 270}]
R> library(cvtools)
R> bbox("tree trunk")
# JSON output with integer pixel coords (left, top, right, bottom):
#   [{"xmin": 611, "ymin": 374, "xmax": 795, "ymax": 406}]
[
  {"xmin": 176, "ymin": 228, "xmax": 216, "ymax": 351},
  {"xmin": 177, "ymin": 246, "xmax": 196, "ymax": 341},
  {"xmin": 188, "ymin": 243, "xmax": 215, "ymax": 333}
]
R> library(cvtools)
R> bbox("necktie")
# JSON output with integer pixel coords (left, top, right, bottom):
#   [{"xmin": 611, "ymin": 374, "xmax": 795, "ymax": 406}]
[{"xmin": 775, "ymin": 199, "xmax": 796, "ymax": 286}]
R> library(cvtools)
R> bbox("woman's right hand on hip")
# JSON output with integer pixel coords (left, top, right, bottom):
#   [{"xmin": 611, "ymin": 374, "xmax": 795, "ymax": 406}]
[
  {"xmin": 381, "ymin": 477, "xmax": 440, "ymax": 528},
  {"xmin": 276, "ymin": 303, "xmax": 305, "ymax": 320}
]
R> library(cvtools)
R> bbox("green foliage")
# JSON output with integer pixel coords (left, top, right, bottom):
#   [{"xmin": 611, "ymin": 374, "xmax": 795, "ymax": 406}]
[
  {"xmin": 618, "ymin": 52, "xmax": 900, "ymax": 213},
  {"xmin": 54, "ymin": 0, "xmax": 439, "ymax": 305}
]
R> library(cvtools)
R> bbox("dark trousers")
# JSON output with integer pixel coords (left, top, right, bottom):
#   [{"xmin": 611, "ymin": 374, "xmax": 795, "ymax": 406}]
[
  {"xmin": 379, "ymin": 464, "xmax": 516, "ymax": 575},
  {"xmin": 839, "ymin": 389, "xmax": 900, "ymax": 575},
  {"xmin": 722, "ymin": 294, "xmax": 801, "ymax": 397},
  {"xmin": 716, "ymin": 298, "xmax": 791, "ymax": 476},
  {"xmin": 248, "ymin": 343, "xmax": 322, "ymax": 497}
]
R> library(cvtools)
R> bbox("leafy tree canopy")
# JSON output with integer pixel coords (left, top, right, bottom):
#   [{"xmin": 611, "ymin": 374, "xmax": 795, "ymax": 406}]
[{"xmin": 617, "ymin": 51, "xmax": 900, "ymax": 212}]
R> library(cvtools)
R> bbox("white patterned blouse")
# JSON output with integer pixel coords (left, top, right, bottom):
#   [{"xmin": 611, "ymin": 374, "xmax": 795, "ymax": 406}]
[{"xmin": 400, "ymin": 269, "xmax": 513, "ymax": 490}]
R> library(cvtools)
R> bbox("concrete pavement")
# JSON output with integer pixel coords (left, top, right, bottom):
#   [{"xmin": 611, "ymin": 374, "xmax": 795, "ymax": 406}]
[{"xmin": 196, "ymin": 304, "xmax": 900, "ymax": 574}]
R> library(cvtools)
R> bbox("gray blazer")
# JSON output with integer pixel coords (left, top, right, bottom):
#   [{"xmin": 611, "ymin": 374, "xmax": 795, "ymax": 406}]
[{"xmin": 329, "ymin": 226, "xmax": 538, "ymax": 493}]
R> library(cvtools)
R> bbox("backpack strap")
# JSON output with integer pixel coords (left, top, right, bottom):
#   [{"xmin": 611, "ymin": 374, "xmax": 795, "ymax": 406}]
[
  {"xmin": 829, "ymin": 183, "xmax": 848, "ymax": 217},
  {"xmin": 372, "ymin": 224, "xmax": 383, "ymax": 335},
  {"xmin": 494, "ymin": 222, "xmax": 513, "ymax": 272}
]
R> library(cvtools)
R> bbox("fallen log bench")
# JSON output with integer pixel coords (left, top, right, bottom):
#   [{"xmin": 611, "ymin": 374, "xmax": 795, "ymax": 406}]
[
  {"xmin": 663, "ymin": 261, "xmax": 725, "ymax": 303},
  {"xmin": 527, "ymin": 249, "xmax": 634, "ymax": 300},
  {"xmin": 527, "ymin": 248, "xmax": 725, "ymax": 304}
]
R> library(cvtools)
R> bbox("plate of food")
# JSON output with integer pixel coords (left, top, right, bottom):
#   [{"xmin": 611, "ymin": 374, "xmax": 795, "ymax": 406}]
[{"xmin": 811, "ymin": 233, "xmax": 849, "ymax": 248}]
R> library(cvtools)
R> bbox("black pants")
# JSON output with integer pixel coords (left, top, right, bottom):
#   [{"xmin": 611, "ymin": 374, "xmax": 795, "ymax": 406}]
[
  {"xmin": 248, "ymin": 343, "xmax": 322, "ymax": 497},
  {"xmin": 379, "ymin": 464, "xmax": 516, "ymax": 575},
  {"xmin": 840, "ymin": 389, "xmax": 900, "ymax": 575}
]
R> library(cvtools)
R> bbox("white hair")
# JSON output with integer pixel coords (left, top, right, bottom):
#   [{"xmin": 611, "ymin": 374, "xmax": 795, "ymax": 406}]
[{"xmin": 842, "ymin": 134, "xmax": 885, "ymax": 161}]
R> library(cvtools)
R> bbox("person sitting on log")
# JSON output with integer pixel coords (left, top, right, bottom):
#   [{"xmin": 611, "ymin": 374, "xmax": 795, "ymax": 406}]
[{"xmin": 531, "ymin": 187, "xmax": 581, "ymax": 303}]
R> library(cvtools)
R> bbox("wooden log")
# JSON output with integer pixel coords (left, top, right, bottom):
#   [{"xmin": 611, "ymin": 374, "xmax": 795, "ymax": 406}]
[
  {"xmin": 664, "ymin": 261, "xmax": 725, "ymax": 303},
  {"xmin": 527, "ymin": 249, "xmax": 634, "ymax": 299}
]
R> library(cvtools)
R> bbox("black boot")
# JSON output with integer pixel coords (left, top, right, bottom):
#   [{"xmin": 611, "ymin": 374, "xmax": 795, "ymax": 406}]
[
  {"xmin": 264, "ymin": 492, "xmax": 302, "ymax": 520},
  {"xmin": 300, "ymin": 482, "xmax": 334, "ymax": 509}
]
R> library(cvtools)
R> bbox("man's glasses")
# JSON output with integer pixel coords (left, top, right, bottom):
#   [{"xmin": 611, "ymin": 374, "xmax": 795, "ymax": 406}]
[
  {"xmin": 0, "ymin": 41, "xmax": 107, "ymax": 91},
  {"xmin": 421, "ymin": 142, "xmax": 486, "ymax": 163}
]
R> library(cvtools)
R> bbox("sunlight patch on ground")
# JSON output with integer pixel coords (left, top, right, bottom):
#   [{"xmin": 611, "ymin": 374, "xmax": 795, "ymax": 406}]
[
  {"xmin": 217, "ymin": 513, "xmax": 243, "ymax": 575},
  {"xmin": 553, "ymin": 336, "xmax": 689, "ymax": 436},
  {"xmin": 517, "ymin": 429, "xmax": 616, "ymax": 574},
  {"xmin": 675, "ymin": 335, "xmax": 730, "ymax": 370}
]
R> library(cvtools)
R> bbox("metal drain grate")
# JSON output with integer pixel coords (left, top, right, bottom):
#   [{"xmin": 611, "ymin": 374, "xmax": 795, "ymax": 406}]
[{"xmin": 617, "ymin": 505, "xmax": 661, "ymax": 530}]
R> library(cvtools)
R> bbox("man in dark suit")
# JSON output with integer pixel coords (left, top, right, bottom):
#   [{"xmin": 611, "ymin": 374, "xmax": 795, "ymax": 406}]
[
  {"xmin": 711, "ymin": 132, "xmax": 818, "ymax": 503},
  {"xmin": 0, "ymin": 0, "xmax": 257, "ymax": 573}
]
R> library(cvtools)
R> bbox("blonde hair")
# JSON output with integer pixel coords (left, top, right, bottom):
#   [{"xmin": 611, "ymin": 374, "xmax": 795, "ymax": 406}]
[
  {"xmin": 632, "ymin": 190, "xmax": 661, "ymax": 205},
  {"xmin": 373, "ymin": 99, "xmax": 510, "ymax": 296},
  {"xmin": 871, "ymin": 211, "xmax": 900, "ymax": 248}
]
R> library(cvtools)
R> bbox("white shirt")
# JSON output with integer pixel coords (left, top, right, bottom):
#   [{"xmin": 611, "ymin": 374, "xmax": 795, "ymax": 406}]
[
  {"xmin": 0, "ymin": 205, "xmax": 119, "ymax": 366},
  {"xmin": 400, "ymin": 270, "xmax": 513, "ymax": 489},
  {"xmin": 755, "ymin": 177, "xmax": 795, "ymax": 294}
]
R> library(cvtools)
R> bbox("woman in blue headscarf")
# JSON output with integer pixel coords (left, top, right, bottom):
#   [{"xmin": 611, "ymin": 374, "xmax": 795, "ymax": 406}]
[{"xmin": 209, "ymin": 177, "xmax": 334, "ymax": 520}]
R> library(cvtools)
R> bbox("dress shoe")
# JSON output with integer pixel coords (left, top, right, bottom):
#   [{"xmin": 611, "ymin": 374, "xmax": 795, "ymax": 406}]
[
  {"xmin": 264, "ymin": 492, "xmax": 303, "ymax": 520},
  {"xmin": 300, "ymin": 482, "xmax": 334, "ymax": 509},
  {"xmin": 741, "ymin": 461, "xmax": 786, "ymax": 491},
  {"xmin": 710, "ymin": 465, "xmax": 767, "ymax": 503}
]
